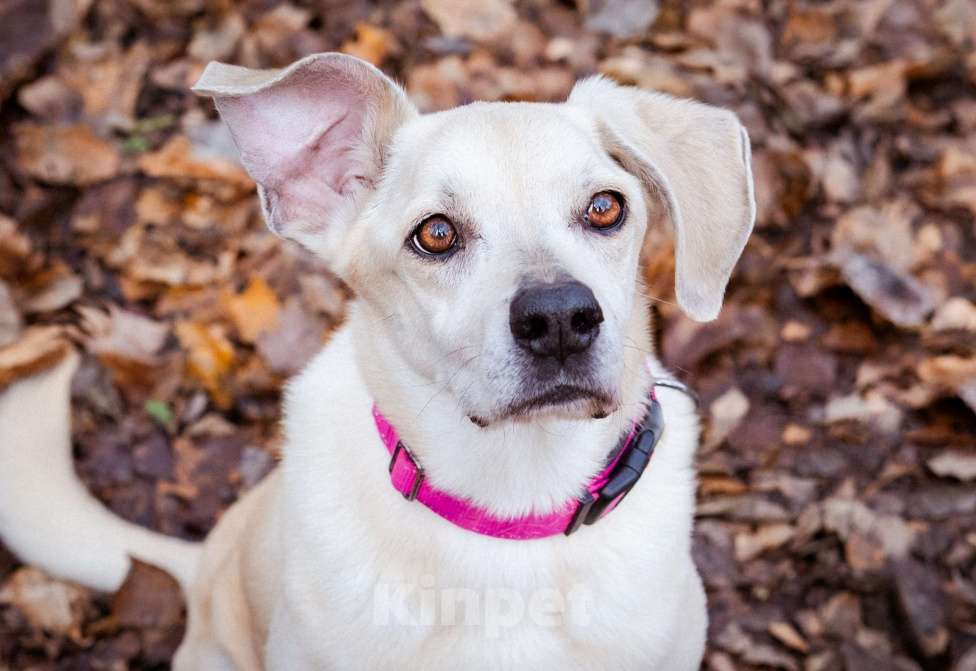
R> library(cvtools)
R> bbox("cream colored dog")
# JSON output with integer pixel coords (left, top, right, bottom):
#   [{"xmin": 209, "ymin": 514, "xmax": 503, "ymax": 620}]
[{"xmin": 0, "ymin": 53, "xmax": 755, "ymax": 670}]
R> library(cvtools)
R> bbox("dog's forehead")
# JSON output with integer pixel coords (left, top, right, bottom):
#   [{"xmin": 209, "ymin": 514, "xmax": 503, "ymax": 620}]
[{"xmin": 390, "ymin": 102, "xmax": 604, "ymax": 192}]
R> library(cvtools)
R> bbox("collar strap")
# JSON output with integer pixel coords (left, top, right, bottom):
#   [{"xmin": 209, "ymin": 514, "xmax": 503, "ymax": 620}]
[{"xmin": 372, "ymin": 380, "xmax": 686, "ymax": 540}]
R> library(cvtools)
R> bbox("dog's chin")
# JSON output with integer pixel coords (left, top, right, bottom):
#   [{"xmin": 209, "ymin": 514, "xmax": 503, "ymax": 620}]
[{"xmin": 468, "ymin": 385, "xmax": 618, "ymax": 427}]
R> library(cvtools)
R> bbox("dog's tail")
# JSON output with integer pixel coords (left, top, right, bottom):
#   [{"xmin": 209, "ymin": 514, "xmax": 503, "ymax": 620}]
[{"xmin": 0, "ymin": 350, "xmax": 201, "ymax": 594}]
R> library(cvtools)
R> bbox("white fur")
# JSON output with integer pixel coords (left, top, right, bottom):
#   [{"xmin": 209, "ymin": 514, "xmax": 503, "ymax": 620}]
[{"xmin": 0, "ymin": 53, "xmax": 757, "ymax": 670}]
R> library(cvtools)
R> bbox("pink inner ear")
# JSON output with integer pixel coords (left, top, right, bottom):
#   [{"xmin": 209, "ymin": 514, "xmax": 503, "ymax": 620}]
[{"xmin": 215, "ymin": 68, "xmax": 372, "ymax": 236}]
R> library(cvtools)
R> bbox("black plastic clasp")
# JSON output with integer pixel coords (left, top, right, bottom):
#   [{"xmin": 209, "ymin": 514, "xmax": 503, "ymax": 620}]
[{"xmin": 565, "ymin": 398, "xmax": 665, "ymax": 534}]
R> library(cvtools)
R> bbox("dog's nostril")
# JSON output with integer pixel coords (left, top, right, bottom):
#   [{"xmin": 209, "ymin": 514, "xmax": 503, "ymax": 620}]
[
  {"xmin": 522, "ymin": 315, "xmax": 549, "ymax": 340},
  {"xmin": 570, "ymin": 307, "xmax": 603, "ymax": 335}
]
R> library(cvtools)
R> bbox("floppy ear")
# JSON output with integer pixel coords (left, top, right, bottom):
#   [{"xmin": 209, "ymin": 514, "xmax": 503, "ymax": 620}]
[
  {"xmin": 192, "ymin": 53, "xmax": 417, "ymax": 260},
  {"xmin": 569, "ymin": 78, "xmax": 756, "ymax": 322}
]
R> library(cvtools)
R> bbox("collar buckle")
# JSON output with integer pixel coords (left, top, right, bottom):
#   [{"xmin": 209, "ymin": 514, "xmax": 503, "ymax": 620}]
[{"xmin": 389, "ymin": 440, "xmax": 425, "ymax": 501}]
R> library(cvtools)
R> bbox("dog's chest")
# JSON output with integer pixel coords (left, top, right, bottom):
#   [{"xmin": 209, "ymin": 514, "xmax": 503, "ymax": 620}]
[
  {"xmin": 274, "ymin": 499, "xmax": 697, "ymax": 671},
  {"xmin": 269, "ymin": 336, "xmax": 704, "ymax": 669}
]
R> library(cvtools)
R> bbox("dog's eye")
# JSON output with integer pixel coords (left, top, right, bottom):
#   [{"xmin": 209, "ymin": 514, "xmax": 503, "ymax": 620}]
[
  {"xmin": 412, "ymin": 215, "xmax": 458, "ymax": 256},
  {"xmin": 585, "ymin": 191, "xmax": 625, "ymax": 230}
]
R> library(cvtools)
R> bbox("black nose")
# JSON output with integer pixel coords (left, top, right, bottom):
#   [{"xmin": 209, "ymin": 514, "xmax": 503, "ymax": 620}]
[{"xmin": 509, "ymin": 281, "xmax": 604, "ymax": 362}]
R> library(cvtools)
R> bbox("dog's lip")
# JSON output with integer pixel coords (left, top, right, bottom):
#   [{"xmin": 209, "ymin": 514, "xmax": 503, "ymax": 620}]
[{"xmin": 504, "ymin": 384, "xmax": 612, "ymax": 418}]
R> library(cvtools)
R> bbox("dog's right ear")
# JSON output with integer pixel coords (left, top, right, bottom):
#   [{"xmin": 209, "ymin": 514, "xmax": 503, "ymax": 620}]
[{"xmin": 193, "ymin": 53, "xmax": 417, "ymax": 260}]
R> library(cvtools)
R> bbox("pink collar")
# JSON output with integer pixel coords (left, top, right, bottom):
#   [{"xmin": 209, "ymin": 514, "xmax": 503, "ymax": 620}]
[{"xmin": 372, "ymin": 384, "xmax": 673, "ymax": 540}]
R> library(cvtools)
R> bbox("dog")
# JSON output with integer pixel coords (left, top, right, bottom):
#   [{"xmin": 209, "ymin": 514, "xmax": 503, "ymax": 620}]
[{"xmin": 0, "ymin": 53, "xmax": 755, "ymax": 670}]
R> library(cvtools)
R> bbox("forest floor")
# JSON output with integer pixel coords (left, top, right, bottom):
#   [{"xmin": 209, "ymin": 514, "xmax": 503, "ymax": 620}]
[{"xmin": 0, "ymin": 0, "xmax": 975, "ymax": 669}]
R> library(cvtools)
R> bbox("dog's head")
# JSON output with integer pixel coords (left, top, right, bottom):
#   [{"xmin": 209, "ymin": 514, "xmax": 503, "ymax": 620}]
[{"xmin": 194, "ymin": 54, "xmax": 755, "ymax": 426}]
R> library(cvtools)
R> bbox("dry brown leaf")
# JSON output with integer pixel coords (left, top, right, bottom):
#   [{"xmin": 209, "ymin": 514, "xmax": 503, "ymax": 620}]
[
  {"xmin": 837, "ymin": 252, "xmax": 937, "ymax": 328},
  {"xmin": 138, "ymin": 134, "xmax": 253, "ymax": 191},
  {"xmin": 582, "ymin": 0, "xmax": 658, "ymax": 39},
  {"xmin": 188, "ymin": 13, "xmax": 245, "ymax": 62},
  {"xmin": 735, "ymin": 523, "xmax": 795, "ymax": 562},
  {"xmin": 19, "ymin": 263, "xmax": 83, "ymax": 314},
  {"xmin": 17, "ymin": 75, "xmax": 81, "ymax": 120},
  {"xmin": 256, "ymin": 298, "xmax": 325, "ymax": 376},
  {"xmin": 0, "ymin": 0, "xmax": 93, "ymax": 99},
  {"xmin": 832, "ymin": 202, "xmax": 916, "ymax": 272},
  {"xmin": 822, "ymin": 496, "xmax": 915, "ymax": 563},
  {"xmin": 58, "ymin": 41, "xmax": 151, "ymax": 126},
  {"xmin": 341, "ymin": 23, "xmax": 396, "ymax": 66},
  {"xmin": 928, "ymin": 451, "xmax": 976, "ymax": 482},
  {"xmin": 421, "ymin": 0, "xmax": 517, "ymax": 41},
  {"xmin": 111, "ymin": 558, "xmax": 183, "ymax": 629},
  {"xmin": 0, "ymin": 325, "xmax": 71, "ymax": 389},
  {"xmin": 705, "ymin": 387, "xmax": 749, "ymax": 451},
  {"xmin": 768, "ymin": 621, "xmax": 809, "ymax": 653},
  {"xmin": 80, "ymin": 304, "xmax": 170, "ymax": 366},
  {"xmin": 14, "ymin": 122, "xmax": 120, "ymax": 186},
  {"xmin": 781, "ymin": 423, "xmax": 812, "ymax": 446},
  {"xmin": 0, "ymin": 280, "xmax": 23, "ymax": 347},
  {"xmin": 917, "ymin": 356, "xmax": 976, "ymax": 392},
  {"xmin": 0, "ymin": 215, "xmax": 36, "ymax": 281},
  {"xmin": 931, "ymin": 297, "xmax": 976, "ymax": 332},
  {"xmin": 0, "ymin": 567, "xmax": 92, "ymax": 641},
  {"xmin": 223, "ymin": 276, "xmax": 281, "ymax": 344},
  {"xmin": 892, "ymin": 558, "xmax": 949, "ymax": 657},
  {"xmin": 716, "ymin": 621, "xmax": 799, "ymax": 670},
  {"xmin": 175, "ymin": 320, "xmax": 234, "ymax": 407}
]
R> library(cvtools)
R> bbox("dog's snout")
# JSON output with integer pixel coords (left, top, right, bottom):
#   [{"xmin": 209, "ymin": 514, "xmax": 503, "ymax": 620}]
[{"xmin": 509, "ymin": 281, "xmax": 603, "ymax": 362}]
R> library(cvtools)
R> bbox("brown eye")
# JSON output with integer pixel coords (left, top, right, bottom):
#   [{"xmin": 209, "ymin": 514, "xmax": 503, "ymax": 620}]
[
  {"xmin": 586, "ymin": 191, "xmax": 624, "ymax": 230},
  {"xmin": 412, "ymin": 215, "xmax": 458, "ymax": 256}
]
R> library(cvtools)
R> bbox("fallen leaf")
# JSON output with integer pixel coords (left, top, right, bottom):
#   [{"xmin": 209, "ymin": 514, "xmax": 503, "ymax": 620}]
[
  {"xmin": 138, "ymin": 134, "xmax": 252, "ymax": 191},
  {"xmin": 928, "ymin": 451, "xmax": 976, "ymax": 482},
  {"xmin": 187, "ymin": 13, "xmax": 245, "ymax": 62},
  {"xmin": 716, "ymin": 622, "xmax": 798, "ymax": 670},
  {"xmin": 222, "ymin": 276, "xmax": 281, "ymax": 344},
  {"xmin": 931, "ymin": 297, "xmax": 976, "ymax": 332},
  {"xmin": 341, "ymin": 23, "xmax": 396, "ymax": 66},
  {"xmin": 0, "ymin": 566, "xmax": 91, "ymax": 640},
  {"xmin": 837, "ymin": 252, "xmax": 937, "ymax": 328},
  {"xmin": 19, "ymin": 263, "xmax": 83, "ymax": 313},
  {"xmin": 781, "ymin": 423, "xmax": 812, "ymax": 446},
  {"xmin": 917, "ymin": 356, "xmax": 976, "ymax": 395},
  {"xmin": 0, "ymin": 215, "xmax": 36, "ymax": 280},
  {"xmin": 822, "ymin": 496, "xmax": 915, "ymax": 565},
  {"xmin": 780, "ymin": 320, "xmax": 811, "ymax": 341},
  {"xmin": 582, "ymin": 0, "xmax": 659, "ymax": 39},
  {"xmin": 832, "ymin": 202, "xmax": 916, "ymax": 272},
  {"xmin": 892, "ymin": 557, "xmax": 949, "ymax": 657},
  {"xmin": 58, "ymin": 41, "xmax": 151, "ymax": 127},
  {"xmin": 421, "ymin": 0, "xmax": 517, "ymax": 41},
  {"xmin": 175, "ymin": 320, "xmax": 234, "ymax": 407},
  {"xmin": 111, "ymin": 558, "xmax": 183, "ymax": 629},
  {"xmin": 705, "ymin": 387, "xmax": 750, "ymax": 450},
  {"xmin": 0, "ymin": 280, "xmax": 23, "ymax": 347},
  {"xmin": 735, "ymin": 523, "xmax": 795, "ymax": 562},
  {"xmin": 0, "ymin": 325, "xmax": 71, "ymax": 389},
  {"xmin": 255, "ymin": 298, "xmax": 324, "ymax": 376},
  {"xmin": 768, "ymin": 621, "xmax": 809, "ymax": 653},
  {"xmin": 17, "ymin": 74, "xmax": 81, "ymax": 120},
  {"xmin": 13, "ymin": 122, "xmax": 120, "ymax": 185},
  {"xmin": 0, "ymin": 0, "xmax": 93, "ymax": 99}
]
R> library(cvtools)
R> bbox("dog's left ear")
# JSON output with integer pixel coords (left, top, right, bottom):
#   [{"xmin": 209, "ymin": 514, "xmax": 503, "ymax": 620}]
[
  {"xmin": 569, "ymin": 78, "xmax": 756, "ymax": 322},
  {"xmin": 192, "ymin": 53, "xmax": 417, "ymax": 261}
]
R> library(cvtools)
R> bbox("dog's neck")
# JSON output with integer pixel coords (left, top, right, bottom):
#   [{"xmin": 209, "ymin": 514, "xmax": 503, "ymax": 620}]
[{"xmin": 349, "ymin": 301, "xmax": 655, "ymax": 519}]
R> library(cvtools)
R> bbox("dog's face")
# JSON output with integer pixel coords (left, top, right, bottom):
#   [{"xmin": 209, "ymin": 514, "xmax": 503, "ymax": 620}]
[
  {"xmin": 346, "ymin": 104, "xmax": 649, "ymax": 424},
  {"xmin": 194, "ymin": 55, "xmax": 755, "ymax": 426}
]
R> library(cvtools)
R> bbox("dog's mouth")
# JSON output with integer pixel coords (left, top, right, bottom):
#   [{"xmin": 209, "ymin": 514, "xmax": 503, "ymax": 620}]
[{"xmin": 469, "ymin": 384, "xmax": 616, "ymax": 426}]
